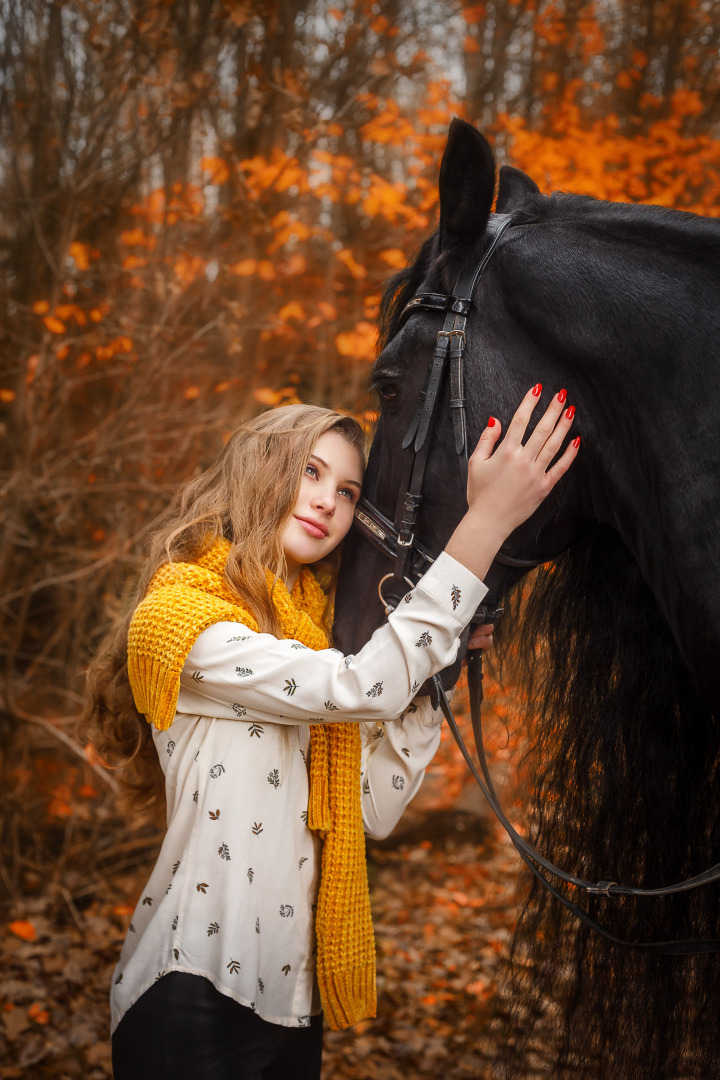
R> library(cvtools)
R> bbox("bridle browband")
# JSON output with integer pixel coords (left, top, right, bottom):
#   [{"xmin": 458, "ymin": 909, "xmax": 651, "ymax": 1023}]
[{"xmin": 354, "ymin": 212, "xmax": 720, "ymax": 954}]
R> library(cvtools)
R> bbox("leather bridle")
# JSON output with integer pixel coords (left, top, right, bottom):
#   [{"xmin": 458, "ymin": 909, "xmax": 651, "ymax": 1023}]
[{"xmin": 353, "ymin": 212, "xmax": 720, "ymax": 954}]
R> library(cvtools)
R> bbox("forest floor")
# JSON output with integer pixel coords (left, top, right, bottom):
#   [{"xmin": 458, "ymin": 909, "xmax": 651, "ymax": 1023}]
[{"xmin": 0, "ymin": 690, "xmax": 536, "ymax": 1080}]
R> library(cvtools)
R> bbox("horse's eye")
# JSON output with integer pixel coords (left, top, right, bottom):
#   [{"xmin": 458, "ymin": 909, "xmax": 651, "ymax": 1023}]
[{"xmin": 378, "ymin": 383, "xmax": 398, "ymax": 403}]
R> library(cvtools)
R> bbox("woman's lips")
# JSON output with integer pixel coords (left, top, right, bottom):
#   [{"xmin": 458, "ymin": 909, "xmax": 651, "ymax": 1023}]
[{"xmin": 296, "ymin": 517, "xmax": 328, "ymax": 539}]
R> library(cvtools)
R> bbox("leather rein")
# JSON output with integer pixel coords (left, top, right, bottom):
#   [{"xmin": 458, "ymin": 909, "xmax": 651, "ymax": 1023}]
[{"xmin": 354, "ymin": 212, "xmax": 720, "ymax": 955}]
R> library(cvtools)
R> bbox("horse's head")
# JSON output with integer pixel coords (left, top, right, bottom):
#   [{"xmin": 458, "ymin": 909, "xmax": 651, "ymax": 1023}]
[{"xmin": 334, "ymin": 120, "xmax": 585, "ymax": 659}]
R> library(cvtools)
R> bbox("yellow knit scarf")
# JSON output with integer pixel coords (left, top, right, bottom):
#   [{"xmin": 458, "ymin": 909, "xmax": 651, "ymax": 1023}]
[{"xmin": 126, "ymin": 539, "xmax": 376, "ymax": 1030}]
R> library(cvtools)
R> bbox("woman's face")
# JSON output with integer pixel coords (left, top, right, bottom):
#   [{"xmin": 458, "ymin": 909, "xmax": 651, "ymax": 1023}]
[{"xmin": 282, "ymin": 429, "xmax": 364, "ymax": 585}]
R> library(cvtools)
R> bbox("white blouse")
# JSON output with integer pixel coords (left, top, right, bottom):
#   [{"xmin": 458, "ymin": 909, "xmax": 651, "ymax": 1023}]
[{"xmin": 110, "ymin": 552, "xmax": 487, "ymax": 1033}]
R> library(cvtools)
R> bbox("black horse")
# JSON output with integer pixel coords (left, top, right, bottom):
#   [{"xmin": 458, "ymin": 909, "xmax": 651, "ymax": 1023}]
[{"xmin": 334, "ymin": 119, "xmax": 720, "ymax": 1079}]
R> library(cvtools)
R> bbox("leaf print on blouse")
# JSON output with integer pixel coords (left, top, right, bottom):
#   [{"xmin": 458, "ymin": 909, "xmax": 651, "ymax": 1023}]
[
  {"xmin": 193, "ymin": 790, "xmax": 199, "ymax": 803},
  {"xmin": 366, "ymin": 681, "xmax": 383, "ymax": 698},
  {"xmin": 280, "ymin": 905, "xmax": 294, "ymax": 918},
  {"xmin": 298, "ymin": 856, "xmax": 308, "ymax": 870},
  {"xmin": 300, "ymin": 810, "xmax": 308, "ymax": 823},
  {"xmin": 247, "ymin": 868, "xmax": 254, "ymax": 883},
  {"xmin": 362, "ymin": 777, "xmax": 370, "ymax": 795},
  {"xmin": 401, "ymin": 747, "xmax": 410, "ymax": 758},
  {"xmin": 451, "ymin": 584, "xmax": 461, "ymax": 610},
  {"xmin": 232, "ymin": 704, "xmax": 247, "ymax": 717},
  {"xmin": 258, "ymin": 977, "xmax": 265, "ymax": 994},
  {"xmin": 115, "ymin": 972, "xmax": 123, "ymax": 985},
  {"xmin": 416, "ymin": 630, "xmax": 432, "ymax": 647},
  {"xmin": 227, "ymin": 634, "xmax": 251, "ymax": 642},
  {"xmin": 172, "ymin": 860, "xmax": 181, "ymax": 875},
  {"xmin": 207, "ymin": 922, "xmax": 220, "ymax": 936},
  {"xmin": 173, "ymin": 948, "xmax": 179, "ymax": 960},
  {"xmin": 210, "ymin": 763, "xmax": 225, "ymax": 779},
  {"xmin": 411, "ymin": 681, "xmax": 420, "ymax": 695},
  {"xmin": 344, "ymin": 655, "xmax": 354, "ymax": 668},
  {"xmin": 255, "ymin": 917, "xmax": 260, "ymax": 934},
  {"xmin": 165, "ymin": 882, "xmax": 172, "ymax": 894},
  {"xmin": 403, "ymin": 592, "xmax": 412, "ymax": 603},
  {"xmin": 128, "ymin": 922, "xmax": 135, "ymax": 933},
  {"xmin": 191, "ymin": 670, "xmax": 204, "ymax": 682},
  {"xmin": 197, "ymin": 882, "xmax": 209, "ymax": 893},
  {"xmin": 290, "ymin": 642, "xmax": 308, "ymax": 650},
  {"xmin": 267, "ymin": 769, "xmax": 280, "ymax": 789},
  {"xmin": 209, "ymin": 809, "xmax": 220, "ymax": 820},
  {"xmin": 171, "ymin": 915, "xmax": 178, "ymax": 930},
  {"xmin": 235, "ymin": 667, "xmax": 253, "ymax": 678},
  {"xmin": 252, "ymin": 822, "xmax": 263, "ymax": 835},
  {"xmin": 299, "ymin": 1016, "xmax": 311, "ymax": 1028},
  {"xmin": 392, "ymin": 774, "xmax": 406, "ymax": 790},
  {"xmin": 282, "ymin": 964, "xmax": 291, "ymax": 975},
  {"xmin": 227, "ymin": 959, "xmax": 241, "ymax": 974},
  {"xmin": 284, "ymin": 678, "xmax": 298, "ymax": 696},
  {"xmin": 324, "ymin": 700, "xmax": 338, "ymax": 711},
  {"xmin": 155, "ymin": 971, "xmax": 166, "ymax": 981},
  {"xmin": 218, "ymin": 843, "xmax": 231, "ymax": 861},
  {"xmin": 166, "ymin": 740, "xmax": 175, "ymax": 756},
  {"xmin": 248, "ymin": 722, "xmax": 264, "ymax": 737},
  {"xmin": 142, "ymin": 895, "xmax": 153, "ymax": 906}
]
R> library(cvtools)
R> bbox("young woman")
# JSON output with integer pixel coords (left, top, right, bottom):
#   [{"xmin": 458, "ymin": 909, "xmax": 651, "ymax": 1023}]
[{"xmin": 82, "ymin": 386, "xmax": 578, "ymax": 1080}]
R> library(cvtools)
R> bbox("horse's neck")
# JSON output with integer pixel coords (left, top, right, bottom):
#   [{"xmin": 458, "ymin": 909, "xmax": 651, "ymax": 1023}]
[{"xmin": 499, "ymin": 223, "xmax": 720, "ymax": 707}]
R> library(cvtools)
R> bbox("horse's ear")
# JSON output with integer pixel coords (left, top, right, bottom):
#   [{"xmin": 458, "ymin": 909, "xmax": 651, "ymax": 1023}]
[
  {"xmin": 496, "ymin": 164, "xmax": 540, "ymax": 212},
  {"xmin": 438, "ymin": 118, "xmax": 496, "ymax": 251}
]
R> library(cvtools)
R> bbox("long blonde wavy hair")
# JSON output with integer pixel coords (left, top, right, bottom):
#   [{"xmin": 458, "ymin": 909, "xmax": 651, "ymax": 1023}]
[{"xmin": 79, "ymin": 405, "xmax": 365, "ymax": 819}]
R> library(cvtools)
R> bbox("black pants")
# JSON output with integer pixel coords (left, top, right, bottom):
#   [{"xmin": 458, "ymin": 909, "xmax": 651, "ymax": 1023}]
[{"xmin": 112, "ymin": 972, "xmax": 323, "ymax": 1080}]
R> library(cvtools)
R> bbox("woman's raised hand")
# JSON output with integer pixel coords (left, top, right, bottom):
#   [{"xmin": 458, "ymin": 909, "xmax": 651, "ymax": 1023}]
[{"xmin": 445, "ymin": 386, "xmax": 579, "ymax": 582}]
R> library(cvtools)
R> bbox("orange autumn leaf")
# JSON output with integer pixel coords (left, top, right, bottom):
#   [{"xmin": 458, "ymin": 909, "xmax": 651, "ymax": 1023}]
[
  {"xmin": 9, "ymin": 920, "xmax": 37, "ymax": 942},
  {"xmin": 278, "ymin": 302, "xmax": 305, "ymax": 323},
  {"xmin": 0, "ymin": 388, "xmax": 16, "ymax": 403},
  {"xmin": 56, "ymin": 344, "xmax": 70, "ymax": 361},
  {"xmin": 335, "ymin": 321, "xmax": 377, "ymax": 361},
  {"xmin": 183, "ymin": 385, "xmax": 201, "ymax": 401},
  {"xmin": 68, "ymin": 241, "xmax": 90, "ymax": 270},
  {"xmin": 32, "ymin": 300, "xmax": 50, "ymax": 315},
  {"xmin": 230, "ymin": 258, "xmax": 256, "ymax": 276},
  {"xmin": 317, "ymin": 301, "xmax": 337, "ymax": 319},
  {"xmin": 43, "ymin": 315, "xmax": 66, "ymax": 334},
  {"xmin": 28, "ymin": 1003, "xmax": 49, "ymax": 1025},
  {"xmin": 379, "ymin": 248, "xmax": 407, "ymax": 269},
  {"xmin": 336, "ymin": 248, "xmax": 366, "ymax": 279},
  {"xmin": 200, "ymin": 155, "xmax": 230, "ymax": 184}
]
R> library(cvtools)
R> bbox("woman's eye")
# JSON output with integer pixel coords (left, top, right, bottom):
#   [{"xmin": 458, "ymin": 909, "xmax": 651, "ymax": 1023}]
[
  {"xmin": 305, "ymin": 463, "xmax": 319, "ymax": 479},
  {"xmin": 339, "ymin": 487, "xmax": 356, "ymax": 502}
]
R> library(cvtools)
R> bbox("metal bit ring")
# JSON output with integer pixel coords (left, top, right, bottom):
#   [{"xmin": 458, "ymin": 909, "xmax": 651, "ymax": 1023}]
[{"xmin": 378, "ymin": 573, "xmax": 415, "ymax": 615}]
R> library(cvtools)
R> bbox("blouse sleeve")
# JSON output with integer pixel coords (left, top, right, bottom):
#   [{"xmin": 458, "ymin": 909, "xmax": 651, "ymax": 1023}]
[
  {"xmin": 359, "ymin": 696, "xmax": 444, "ymax": 840},
  {"xmin": 176, "ymin": 551, "xmax": 487, "ymax": 725}
]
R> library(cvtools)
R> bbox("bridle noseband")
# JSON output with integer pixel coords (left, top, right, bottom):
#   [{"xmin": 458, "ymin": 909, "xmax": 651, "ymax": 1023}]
[{"xmin": 353, "ymin": 212, "xmax": 720, "ymax": 954}]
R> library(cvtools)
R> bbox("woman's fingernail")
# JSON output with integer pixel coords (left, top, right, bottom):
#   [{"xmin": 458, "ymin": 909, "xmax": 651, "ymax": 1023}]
[
  {"xmin": 558, "ymin": 388, "xmax": 567, "ymax": 403},
  {"xmin": 532, "ymin": 383, "xmax": 542, "ymax": 397},
  {"xmin": 487, "ymin": 416, "xmax": 496, "ymax": 428},
  {"xmin": 565, "ymin": 405, "xmax": 575, "ymax": 420},
  {"xmin": 573, "ymin": 436, "xmax": 581, "ymax": 448}
]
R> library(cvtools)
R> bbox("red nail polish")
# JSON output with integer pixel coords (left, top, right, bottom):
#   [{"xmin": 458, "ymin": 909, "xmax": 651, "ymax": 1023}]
[
  {"xmin": 558, "ymin": 388, "xmax": 567, "ymax": 404},
  {"xmin": 573, "ymin": 436, "xmax": 581, "ymax": 448},
  {"xmin": 487, "ymin": 416, "xmax": 496, "ymax": 428},
  {"xmin": 565, "ymin": 405, "xmax": 575, "ymax": 420},
  {"xmin": 532, "ymin": 383, "xmax": 542, "ymax": 397}
]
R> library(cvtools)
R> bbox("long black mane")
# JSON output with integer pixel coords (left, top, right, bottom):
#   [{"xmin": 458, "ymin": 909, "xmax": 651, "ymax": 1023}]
[{"xmin": 375, "ymin": 190, "xmax": 720, "ymax": 1078}]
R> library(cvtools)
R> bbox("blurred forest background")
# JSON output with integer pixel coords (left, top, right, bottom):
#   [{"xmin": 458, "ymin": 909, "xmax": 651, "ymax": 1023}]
[{"xmin": 1, "ymin": 0, "xmax": 719, "ymax": 1076}]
